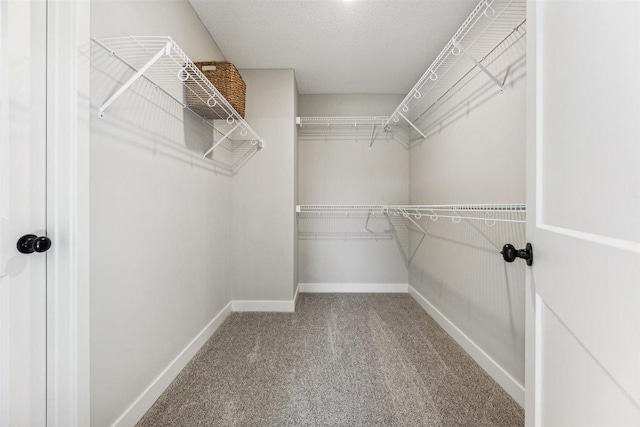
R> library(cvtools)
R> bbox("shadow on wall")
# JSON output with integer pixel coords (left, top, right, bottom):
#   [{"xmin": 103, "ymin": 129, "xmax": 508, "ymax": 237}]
[
  {"xmin": 409, "ymin": 216, "xmax": 526, "ymax": 380},
  {"xmin": 90, "ymin": 42, "xmax": 260, "ymax": 176},
  {"xmin": 297, "ymin": 215, "xmax": 395, "ymax": 240},
  {"xmin": 412, "ymin": 24, "xmax": 527, "ymax": 144},
  {"xmin": 297, "ymin": 214, "xmax": 425, "ymax": 266}
]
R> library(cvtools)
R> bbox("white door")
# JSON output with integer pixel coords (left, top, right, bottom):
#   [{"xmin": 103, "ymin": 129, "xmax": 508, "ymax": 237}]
[
  {"xmin": 0, "ymin": 0, "xmax": 48, "ymax": 425},
  {"xmin": 527, "ymin": 1, "xmax": 640, "ymax": 426}
]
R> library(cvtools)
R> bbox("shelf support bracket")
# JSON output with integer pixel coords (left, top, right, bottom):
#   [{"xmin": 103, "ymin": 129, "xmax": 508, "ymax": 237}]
[
  {"xmin": 397, "ymin": 112, "xmax": 426, "ymax": 140},
  {"xmin": 382, "ymin": 212, "xmax": 426, "ymax": 266},
  {"xmin": 403, "ymin": 215, "xmax": 426, "ymax": 264},
  {"xmin": 364, "ymin": 211, "xmax": 374, "ymax": 233},
  {"xmin": 203, "ymin": 123, "xmax": 240, "ymax": 157},
  {"xmin": 368, "ymin": 124, "xmax": 378, "ymax": 149},
  {"xmin": 98, "ymin": 41, "xmax": 172, "ymax": 118},
  {"xmin": 452, "ymin": 40, "xmax": 504, "ymax": 92}
]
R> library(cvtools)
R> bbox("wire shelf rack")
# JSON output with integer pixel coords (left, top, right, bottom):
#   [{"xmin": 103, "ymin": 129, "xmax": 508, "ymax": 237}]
[
  {"xmin": 297, "ymin": 203, "xmax": 526, "ymax": 262},
  {"xmin": 297, "ymin": 116, "xmax": 389, "ymax": 127},
  {"xmin": 385, "ymin": 0, "xmax": 526, "ymax": 131},
  {"xmin": 297, "ymin": 204, "xmax": 526, "ymax": 224},
  {"xmin": 297, "ymin": 205, "xmax": 387, "ymax": 214},
  {"xmin": 92, "ymin": 36, "xmax": 264, "ymax": 156},
  {"xmin": 389, "ymin": 203, "xmax": 526, "ymax": 224},
  {"xmin": 413, "ymin": 21, "xmax": 526, "ymax": 139},
  {"xmin": 296, "ymin": 117, "xmax": 409, "ymax": 148}
]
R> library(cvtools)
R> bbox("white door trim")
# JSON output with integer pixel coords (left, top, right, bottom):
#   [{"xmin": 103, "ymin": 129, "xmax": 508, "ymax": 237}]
[
  {"xmin": 46, "ymin": 1, "xmax": 91, "ymax": 426},
  {"xmin": 524, "ymin": 1, "xmax": 537, "ymax": 426}
]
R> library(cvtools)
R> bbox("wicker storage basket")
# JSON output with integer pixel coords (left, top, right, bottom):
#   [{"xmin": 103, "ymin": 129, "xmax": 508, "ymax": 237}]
[{"xmin": 185, "ymin": 61, "xmax": 246, "ymax": 120}]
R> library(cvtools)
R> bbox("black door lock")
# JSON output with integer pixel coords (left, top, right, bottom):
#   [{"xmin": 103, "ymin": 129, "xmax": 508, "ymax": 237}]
[
  {"xmin": 17, "ymin": 234, "xmax": 52, "ymax": 254},
  {"xmin": 501, "ymin": 243, "xmax": 533, "ymax": 266}
]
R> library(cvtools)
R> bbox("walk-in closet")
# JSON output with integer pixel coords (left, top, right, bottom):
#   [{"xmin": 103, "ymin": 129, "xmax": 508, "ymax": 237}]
[{"xmin": 2, "ymin": 0, "xmax": 639, "ymax": 426}]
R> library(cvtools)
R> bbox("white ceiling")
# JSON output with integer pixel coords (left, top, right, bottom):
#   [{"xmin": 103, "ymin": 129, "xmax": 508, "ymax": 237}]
[{"xmin": 189, "ymin": 0, "xmax": 478, "ymax": 94}]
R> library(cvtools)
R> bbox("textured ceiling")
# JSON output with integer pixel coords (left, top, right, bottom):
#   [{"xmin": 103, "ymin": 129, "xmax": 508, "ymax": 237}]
[{"xmin": 189, "ymin": 0, "xmax": 479, "ymax": 94}]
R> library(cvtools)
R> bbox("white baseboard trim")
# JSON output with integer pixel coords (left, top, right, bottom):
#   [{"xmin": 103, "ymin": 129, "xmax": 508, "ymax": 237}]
[
  {"xmin": 232, "ymin": 299, "xmax": 296, "ymax": 312},
  {"xmin": 299, "ymin": 283, "xmax": 409, "ymax": 293},
  {"xmin": 111, "ymin": 302, "xmax": 233, "ymax": 427},
  {"xmin": 231, "ymin": 285, "xmax": 301, "ymax": 313},
  {"xmin": 407, "ymin": 285, "xmax": 525, "ymax": 406}
]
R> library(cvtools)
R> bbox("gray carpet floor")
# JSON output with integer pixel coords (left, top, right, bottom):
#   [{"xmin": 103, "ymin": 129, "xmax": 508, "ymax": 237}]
[{"xmin": 137, "ymin": 293, "xmax": 524, "ymax": 426}]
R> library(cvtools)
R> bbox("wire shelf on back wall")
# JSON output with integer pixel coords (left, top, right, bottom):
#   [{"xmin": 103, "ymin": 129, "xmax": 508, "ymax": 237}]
[
  {"xmin": 297, "ymin": 117, "xmax": 389, "ymax": 128},
  {"xmin": 385, "ymin": 0, "xmax": 526, "ymax": 134},
  {"xmin": 296, "ymin": 116, "xmax": 410, "ymax": 149},
  {"xmin": 92, "ymin": 36, "xmax": 264, "ymax": 172}
]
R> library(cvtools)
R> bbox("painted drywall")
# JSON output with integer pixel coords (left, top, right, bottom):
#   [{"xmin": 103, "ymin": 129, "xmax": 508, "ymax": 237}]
[
  {"xmin": 231, "ymin": 69, "xmax": 297, "ymax": 301},
  {"xmin": 293, "ymin": 78, "xmax": 299, "ymax": 295},
  {"xmin": 90, "ymin": 1, "xmax": 232, "ymax": 426},
  {"xmin": 297, "ymin": 95, "xmax": 410, "ymax": 285},
  {"xmin": 408, "ymin": 33, "xmax": 527, "ymax": 389}
]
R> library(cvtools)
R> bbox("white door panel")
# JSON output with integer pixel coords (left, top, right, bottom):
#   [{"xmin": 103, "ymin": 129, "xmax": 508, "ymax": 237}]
[
  {"xmin": 537, "ymin": 1, "xmax": 640, "ymax": 243},
  {"xmin": 529, "ymin": 1, "xmax": 640, "ymax": 425},
  {"xmin": 541, "ymin": 302, "xmax": 640, "ymax": 426},
  {"xmin": 536, "ymin": 228, "xmax": 640, "ymax": 403},
  {"xmin": 0, "ymin": 1, "xmax": 48, "ymax": 425}
]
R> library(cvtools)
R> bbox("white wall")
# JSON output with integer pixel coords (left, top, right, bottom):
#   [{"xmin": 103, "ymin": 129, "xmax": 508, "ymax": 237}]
[
  {"xmin": 90, "ymin": 1, "xmax": 232, "ymax": 426},
  {"xmin": 231, "ymin": 69, "xmax": 298, "ymax": 301},
  {"xmin": 297, "ymin": 95, "xmax": 410, "ymax": 285},
  {"xmin": 408, "ymin": 33, "xmax": 527, "ymax": 394},
  {"xmin": 293, "ymin": 78, "xmax": 299, "ymax": 295}
]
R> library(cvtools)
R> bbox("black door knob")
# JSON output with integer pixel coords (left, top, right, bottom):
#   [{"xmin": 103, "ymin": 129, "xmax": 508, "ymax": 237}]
[
  {"xmin": 17, "ymin": 234, "xmax": 52, "ymax": 254},
  {"xmin": 501, "ymin": 243, "xmax": 533, "ymax": 266}
]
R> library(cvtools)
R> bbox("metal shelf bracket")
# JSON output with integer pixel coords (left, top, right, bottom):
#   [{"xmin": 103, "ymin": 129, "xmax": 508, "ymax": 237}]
[
  {"xmin": 397, "ymin": 112, "xmax": 427, "ymax": 140},
  {"xmin": 98, "ymin": 41, "xmax": 172, "ymax": 118},
  {"xmin": 368, "ymin": 124, "xmax": 378, "ymax": 149},
  {"xmin": 203, "ymin": 123, "xmax": 240, "ymax": 157},
  {"xmin": 451, "ymin": 40, "xmax": 504, "ymax": 92}
]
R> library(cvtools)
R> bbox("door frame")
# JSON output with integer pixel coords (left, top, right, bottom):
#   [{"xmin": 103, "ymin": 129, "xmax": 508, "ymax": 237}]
[
  {"xmin": 39, "ymin": 1, "xmax": 544, "ymax": 426},
  {"xmin": 45, "ymin": 0, "xmax": 91, "ymax": 425},
  {"xmin": 524, "ymin": 1, "xmax": 537, "ymax": 426}
]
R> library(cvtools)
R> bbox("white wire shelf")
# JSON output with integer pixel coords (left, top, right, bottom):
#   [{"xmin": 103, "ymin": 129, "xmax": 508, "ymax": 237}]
[
  {"xmin": 296, "ymin": 204, "xmax": 526, "ymax": 224},
  {"xmin": 296, "ymin": 116, "xmax": 389, "ymax": 127},
  {"xmin": 385, "ymin": 0, "xmax": 526, "ymax": 132},
  {"xmin": 92, "ymin": 36, "xmax": 264, "ymax": 154},
  {"xmin": 296, "ymin": 116, "xmax": 409, "ymax": 148},
  {"xmin": 297, "ymin": 203, "xmax": 526, "ymax": 262},
  {"xmin": 412, "ymin": 21, "xmax": 526, "ymax": 141},
  {"xmin": 297, "ymin": 205, "xmax": 387, "ymax": 214}
]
